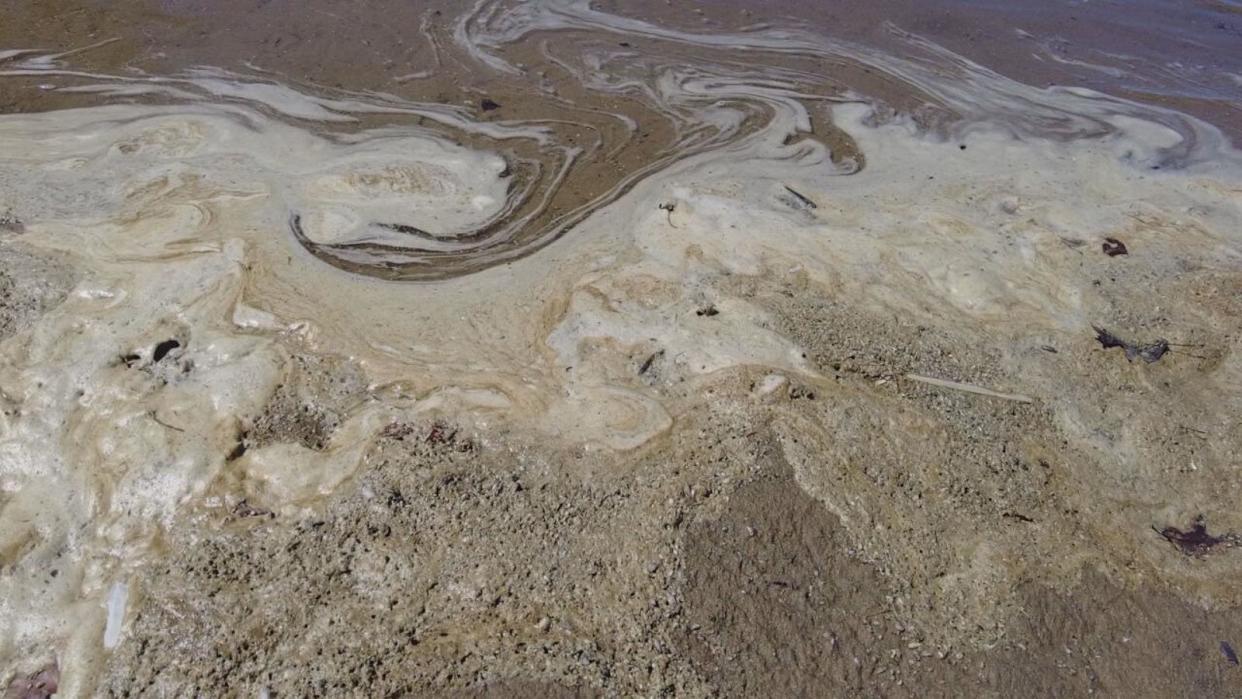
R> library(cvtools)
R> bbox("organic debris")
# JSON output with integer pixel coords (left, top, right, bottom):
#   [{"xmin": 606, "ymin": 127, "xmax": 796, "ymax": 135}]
[
  {"xmin": 904, "ymin": 373, "xmax": 1034, "ymax": 403},
  {"xmin": 1222, "ymin": 641, "xmax": 1239, "ymax": 666},
  {"xmin": 0, "ymin": 210, "xmax": 24, "ymax": 235},
  {"xmin": 1092, "ymin": 325, "xmax": 1169, "ymax": 363},
  {"xmin": 788, "ymin": 384, "xmax": 817, "ymax": 400},
  {"xmin": 150, "ymin": 411, "xmax": 186, "ymax": 432},
  {"xmin": 1102, "ymin": 237, "xmax": 1128, "ymax": 256},
  {"xmin": 658, "ymin": 201, "xmax": 678, "ymax": 227},
  {"xmin": 426, "ymin": 422, "xmax": 457, "ymax": 445},
  {"xmin": 152, "ymin": 338, "xmax": 181, "ymax": 362},
  {"xmin": 226, "ymin": 438, "xmax": 247, "ymax": 461},
  {"xmin": 782, "ymin": 185, "xmax": 818, "ymax": 209},
  {"xmin": 232, "ymin": 499, "xmax": 273, "ymax": 519},
  {"xmin": 380, "ymin": 420, "xmax": 475, "ymax": 452},
  {"xmin": 1158, "ymin": 516, "xmax": 1240, "ymax": 557},
  {"xmin": 5, "ymin": 662, "xmax": 58, "ymax": 699},
  {"xmin": 638, "ymin": 349, "xmax": 664, "ymax": 376}
]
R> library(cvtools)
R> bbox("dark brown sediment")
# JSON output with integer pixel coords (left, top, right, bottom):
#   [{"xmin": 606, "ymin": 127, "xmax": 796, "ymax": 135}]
[
  {"xmin": 2, "ymin": 0, "xmax": 871, "ymax": 280},
  {"xmin": 7, "ymin": 0, "xmax": 1238, "ymax": 280},
  {"xmin": 601, "ymin": 0, "xmax": 1242, "ymax": 137},
  {"xmin": 7, "ymin": 0, "xmax": 1238, "ymax": 133}
]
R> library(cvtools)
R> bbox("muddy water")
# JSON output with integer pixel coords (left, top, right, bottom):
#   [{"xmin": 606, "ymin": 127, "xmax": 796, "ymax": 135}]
[{"xmin": 2, "ymin": 1, "xmax": 1242, "ymax": 696}]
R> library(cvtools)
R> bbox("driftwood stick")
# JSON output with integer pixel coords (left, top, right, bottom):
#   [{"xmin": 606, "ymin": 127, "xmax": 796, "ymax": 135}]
[{"xmin": 905, "ymin": 373, "xmax": 1034, "ymax": 403}]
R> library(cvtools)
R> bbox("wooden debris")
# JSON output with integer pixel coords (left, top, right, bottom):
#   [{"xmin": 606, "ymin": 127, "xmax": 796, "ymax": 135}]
[{"xmin": 904, "ymin": 374, "xmax": 1034, "ymax": 403}]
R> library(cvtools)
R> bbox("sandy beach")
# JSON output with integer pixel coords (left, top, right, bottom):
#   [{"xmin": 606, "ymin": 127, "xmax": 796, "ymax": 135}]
[{"xmin": 3, "ymin": 1, "xmax": 1242, "ymax": 696}]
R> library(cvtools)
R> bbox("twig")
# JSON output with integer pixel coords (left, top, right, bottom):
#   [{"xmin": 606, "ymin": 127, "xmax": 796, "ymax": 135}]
[
  {"xmin": 905, "ymin": 374, "xmax": 1034, "ymax": 403},
  {"xmin": 150, "ymin": 411, "xmax": 186, "ymax": 432},
  {"xmin": 782, "ymin": 185, "xmax": 818, "ymax": 209},
  {"xmin": 658, "ymin": 202, "xmax": 678, "ymax": 228}
]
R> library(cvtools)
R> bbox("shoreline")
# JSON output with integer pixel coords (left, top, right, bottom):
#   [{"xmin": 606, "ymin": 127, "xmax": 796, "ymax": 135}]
[{"xmin": 3, "ymin": 2, "xmax": 1242, "ymax": 695}]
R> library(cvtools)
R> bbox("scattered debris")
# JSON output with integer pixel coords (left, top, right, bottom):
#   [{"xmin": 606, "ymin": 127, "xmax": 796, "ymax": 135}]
[
  {"xmin": 152, "ymin": 339, "xmax": 181, "ymax": 362},
  {"xmin": 1102, "ymin": 237, "xmax": 1128, "ymax": 256},
  {"xmin": 904, "ymin": 373, "xmax": 1034, "ymax": 403},
  {"xmin": 1092, "ymin": 325, "xmax": 1169, "ymax": 363},
  {"xmin": 381, "ymin": 422, "xmax": 416, "ymax": 440},
  {"xmin": 1157, "ymin": 516, "xmax": 1241, "ymax": 557},
  {"xmin": 695, "ymin": 305, "xmax": 719, "ymax": 317},
  {"xmin": 429, "ymin": 422, "xmax": 476, "ymax": 452},
  {"xmin": 788, "ymin": 384, "xmax": 817, "ymax": 401},
  {"xmin": 233, "ymin": 499, "xmax": 273, "ymax": 519},
  {"xmin": 480, "ymin": 98, "xmax": 501, "ymax": 111},
  {"xmin": 782, "ymin": 185, "xmax": 818, "ymax": 210},
  {"xmin": 385, "ymin": 487, "xmax": 406, "ymax": 510},
  {"xmin": 1223, "ymin": 641, "xmax": 1239, "ymax": 665},
  {"xmin": 4, "ymin": 662, "xmax": 58, "ymax": 699},
  {"xmin": 426, "ymin": 422, "xmax": 457, "ymax": 445},
  {"xmin": 1002, "ymin": 512, "xmax": 1036, "ymax": 523},
  {"xmin": 658, "ymin": 201, "xmax": 678, "ymax": 227},
  {"xmin": 638, "ymin": 349, "xmax": 664, "ymax": 376},
  {"xmin": 150, "ymin": 411, "xmax": 186, "ymax": 433},
  {"xmin": 0, "ymin": 210, "xmax": 24, "ymax": 235},
  {"xmin": 226, "ymin": 437, "xmax": 247, "ymax": 462},
  {"xmin": 381, "ymin": 420, "xmax": 475, "ymax": 452}
]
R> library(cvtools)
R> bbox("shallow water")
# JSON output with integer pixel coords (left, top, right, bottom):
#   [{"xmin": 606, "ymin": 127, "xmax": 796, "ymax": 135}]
[{"xmin": 2, "ymin": 1, "xmax": 1242, "ymax": 695}]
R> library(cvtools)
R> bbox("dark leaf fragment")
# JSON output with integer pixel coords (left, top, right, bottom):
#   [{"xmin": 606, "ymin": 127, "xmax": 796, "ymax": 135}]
[
  {"xmin": 1159, "ymin": 516, "xmax": 1240, "ymax": 557},
  {"xmin": 1102, "ymin": 237, "xmax": 1128, "ymax": 256},
  {"xmin": 1092, "ymin": 325, "xmax": 1169, "ymax": 363}
]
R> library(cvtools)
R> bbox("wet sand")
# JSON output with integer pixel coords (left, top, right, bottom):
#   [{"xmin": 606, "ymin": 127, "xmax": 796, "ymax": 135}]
[{"xmin": 3, "ymin": 1, "xmax": 1242, "ymax": 696}]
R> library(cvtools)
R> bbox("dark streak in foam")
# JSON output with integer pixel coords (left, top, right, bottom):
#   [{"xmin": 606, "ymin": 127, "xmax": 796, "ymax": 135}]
[{"xmin": 287, "ymin": 95, "xmax": 859, "ymax": 281}]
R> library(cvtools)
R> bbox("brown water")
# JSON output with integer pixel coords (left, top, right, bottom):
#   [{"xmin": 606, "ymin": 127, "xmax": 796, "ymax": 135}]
[{"xmin": 2, "ymin": 0, "xmax": 1240, "ymax": 279}]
